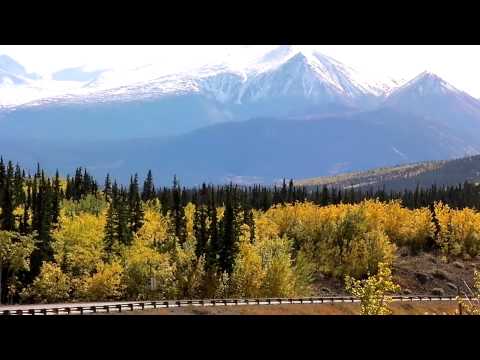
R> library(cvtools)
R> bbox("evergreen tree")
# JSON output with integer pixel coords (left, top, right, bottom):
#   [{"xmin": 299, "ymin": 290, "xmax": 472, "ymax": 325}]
[
  {"xmin": 104, "ymin": 173, "xmax": 112, "ymax": 202},
  {"xmin": 128, "ymin": 174, "xmax": 144, "ymax": 233},
  {"xmin": 104, "ymin": 200, "xmax": 117, "ymax": 254},
  {"xmin": 171, "ymin": 176, "xmax": 187, "ymax": 243},
  {"xmin": 193, "ymin": 184, "xmax": 209, "ymax": 257},
  {"xmin": 141, "ymin": 170, "xmax": 156, "ymax": 201},
  {"xmin": 51, "ymin": 170, "xmax": 61, "ymax": 227},
  {"xmin": 219, "ymin": 186, "xmax": 241, "ymax": 274},
  {"xmin": 0, "ymin": 186, "xmax": 15, "ymax": 231},
  {"xmin": 13, "ymin": 164, "xmax": 25, "ymax": 207},
  {"xmin": 206, "ymin": 190, "xmax": 220, "ymax": 270},
  {"xmin": 115, "ymin": 190, "xmax": 133, "ymax": 246}
]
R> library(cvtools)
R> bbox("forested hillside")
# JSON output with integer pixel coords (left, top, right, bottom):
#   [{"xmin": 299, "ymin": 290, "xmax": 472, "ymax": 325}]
[{"xmin": 297, "ymin": 155, "xmax": 480, "ymax": 191}]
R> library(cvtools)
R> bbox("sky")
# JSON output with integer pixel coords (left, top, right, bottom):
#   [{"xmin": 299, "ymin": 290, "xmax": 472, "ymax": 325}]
[{"xmin": 1, "ymin": 45, "xmax": 480, "ymax": 97}]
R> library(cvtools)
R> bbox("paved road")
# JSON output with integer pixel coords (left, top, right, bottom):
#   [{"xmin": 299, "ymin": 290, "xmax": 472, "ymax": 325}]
[{"xmin": 1, "ymin": 295, "xmax": 469, "ymax": 315}]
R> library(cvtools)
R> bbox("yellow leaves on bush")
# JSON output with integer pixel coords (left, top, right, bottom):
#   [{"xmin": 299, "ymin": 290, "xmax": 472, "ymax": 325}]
[
  {"xmin": 253, "ymin": 215, "xmax": 280, "ymax": 242},
  {"xmin": 52, "ymin": 212, "xmax": 106, "ymax": 276},
  {"xmin": 231, "ymin": 240, "xmax": 265, "ymax": 298},
  {"xmin": 21, "ymin": 262, "xmax": 71, "ymax": 304},
  {"xmin": 257, "ymin": 235, "xmax": 296, "ymax": 297},
  {"xmin": 231, "ymin": 229, "xmax": 308, "ymax": 298},
  {"xmin": 345, "ymin": 262, "xmax": 401, "ymax": 315},
  {"xmin": 435, "ymin": 202, "xmax": 480, "ymax": 258},
  {"xmin": 171, "ymin": 237, "xmax": 206, "ymax": 299},
  {"xmin": 122, "ymin": 239, "xmax": 175, "ymax": 300},
  {"xmin": 136, "ymin": 206, "xmax": 170, "ymax": 247},
  {"xmin": 0, "ymin": 231, "xmax": 36, "ymax": 273},
  {"xmin": 458, "ymin": 270, "xmax": 480, "ymax": 315},
  {"xmin": 362, "ymin": 200, "xmax": 434, "ymax": 251},
  {"xmin": 74, "ymin": 261, "xmax": 125, "ymax": 302},
  {"xmin": 265, "ymin": 202, "xmax": 396, "ymax": 279}
]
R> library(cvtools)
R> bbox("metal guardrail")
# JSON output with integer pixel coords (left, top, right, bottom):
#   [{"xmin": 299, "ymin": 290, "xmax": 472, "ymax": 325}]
[{"xmin": 1, "ymin": 295, "xmax": 476, "ymax": 315}]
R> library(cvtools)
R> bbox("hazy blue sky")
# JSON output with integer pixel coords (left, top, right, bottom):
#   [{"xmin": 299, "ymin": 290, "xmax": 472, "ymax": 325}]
[{"xmin": 2, "ymin": 45, "xmax": 480, "ymax": 96}]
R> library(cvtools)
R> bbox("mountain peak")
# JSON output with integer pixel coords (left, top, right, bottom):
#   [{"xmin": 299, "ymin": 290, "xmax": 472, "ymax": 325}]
[
  {"xmin": 415, "ymin": 70, "xmax": 443, "ymax": 82},
  {"xmin": 0, "ymin": 54, "xmax": 26, "ymax": 76},
  {"xmin": 389, "ymin": 70, "xmax": 462, "ymax": 98}
]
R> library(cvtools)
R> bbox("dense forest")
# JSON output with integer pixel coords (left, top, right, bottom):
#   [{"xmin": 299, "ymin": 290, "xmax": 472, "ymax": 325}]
[{"xmin": 1, "ymin": 157, "xmax": 480, "ymax": 304}]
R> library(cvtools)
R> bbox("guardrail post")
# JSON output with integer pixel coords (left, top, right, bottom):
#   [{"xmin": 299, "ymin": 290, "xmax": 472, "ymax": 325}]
[
  {"xmin": 42, "ymin": 309, "xmax": 47, "ymax": 315},
  {"xmin": 3, "ymin": 310, "xmax": 11, "ymax": 315},
  {"xmin": 141, "ymin": 303, "xmax": 145, "ymax": 310},
  {"xmin": 29, "ymin": 309, "xmax": 35, "ymax": 315},
  {"xmin": 164, "ymin": 301, "xmax": 169, "ymax": 308},
  {"xmin": 117, "ymin": 305, "xmax": 121, "ymax": 313}
]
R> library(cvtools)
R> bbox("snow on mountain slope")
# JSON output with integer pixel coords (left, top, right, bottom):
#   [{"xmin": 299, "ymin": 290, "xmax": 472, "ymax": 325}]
[
  {"xmin": 385, "ymin": 71, "xmax": 480, "ymax": 116},
  {"xmin": 0, "ymin": 54, "xmax": 40, "ymax": 81},
  {"xmin": 1, "ymin": 46, "xmax": 406, "ymax": 110},
  {"xmin": 236, "ymin": 51, "xmax": 386, "ymax": 108},
  {"xmin": 383, "ymin": 71, "xmax": 480, "ymax": 148}
]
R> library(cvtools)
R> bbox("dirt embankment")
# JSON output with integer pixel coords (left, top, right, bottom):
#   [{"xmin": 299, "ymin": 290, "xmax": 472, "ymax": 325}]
[
  {"xmin": 312, "ymin": 251, "xmax": 480, "ymax": 298},
  {"xmin": 105, "ymin": 302, "xmax": 459, "ymax": 315}
]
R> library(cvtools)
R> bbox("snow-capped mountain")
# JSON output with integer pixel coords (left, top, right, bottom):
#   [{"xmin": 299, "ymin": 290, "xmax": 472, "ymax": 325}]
[
  {"xmin": 0, "ymin": 54, "xmax": 40, "ymax": 81},
  {"xmin": 385, "ymin": 71, "xmax": 480, "ymax": 129},
  {"xmin": 3, "ymin": 48, "xmax": 480, "ymax": 184},
  {"xmin": 52, "ymin": 66, "xmax": 106, "ymax": 82},
  {"xmin": 0, "ymin": 46, "xmax": 401, "ymax": 109},
  {"xmin": 0, "ymin": 54, "xmax": 106, "ymax": 108}
]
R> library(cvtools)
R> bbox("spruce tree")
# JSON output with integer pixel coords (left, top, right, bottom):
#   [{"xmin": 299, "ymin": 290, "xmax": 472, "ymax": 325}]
[
  {"xmin": 116, "ymin": 190, "xmax": 133, "ymax": 246},
  {"xmin": 206, "ymin": 190, "xmax": 220, "ymax": 270},
  {"xmin": 13, "ymin": 164, "xmax": 25, "ymax": 207},
  {"xmin": 104, "ymin": 200, "xmax": 117, "ymax": 255},
  {"xmin": 0, "ymin": 186, "xmax": 15, "ymax": 231},
  {"xmin": 142, "ymin": 170, "xmax": 155, "ymax": 201},
  {"xmin": 193, "ymin": 184, "xmax": 209, "ymax": 257},
  {"xmin": 51, "ymin": 170, "xmax": 61, "ymax": 227},
  {"xmin": 171, "ymin": 176, "xmax": 187, "ymax": 243},
  {"xmin": 128, "ymin": 174, "xmax": 144, "ymax": 233},
  {"xmin": 104, "ymin": 173, "xmax": 112, "ymax": 202},
  {"xmin": 219, "ymin": 186, "xmax": 241, "ymax": 274}
]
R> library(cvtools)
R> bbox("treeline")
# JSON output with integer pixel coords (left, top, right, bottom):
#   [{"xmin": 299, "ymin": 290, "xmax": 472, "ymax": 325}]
[{"xmin": 0, "ymin": 159, "xmax": 63, "ymax": 303}]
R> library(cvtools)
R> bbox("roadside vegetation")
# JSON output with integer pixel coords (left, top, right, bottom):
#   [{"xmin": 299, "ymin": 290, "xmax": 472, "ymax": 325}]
[{"xmin": 1, "ymin": 158, "xmax": 480, "ymax": 309}]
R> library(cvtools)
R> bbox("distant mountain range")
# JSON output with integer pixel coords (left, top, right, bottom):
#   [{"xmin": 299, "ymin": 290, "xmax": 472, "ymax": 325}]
[{"xmin": 1, "ymin": 46, "xmax": 480, "ymax": 185}]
